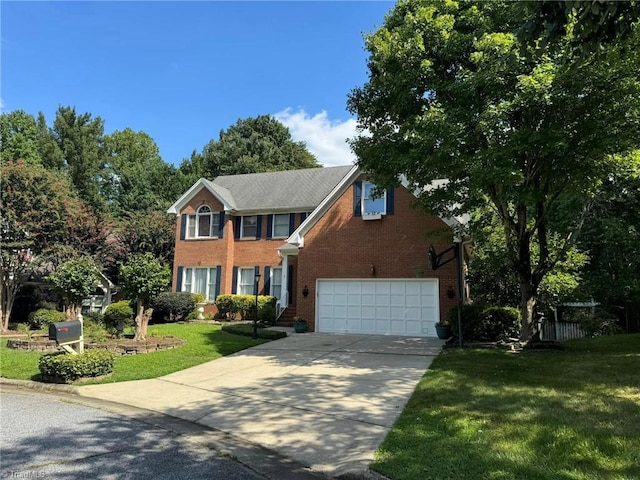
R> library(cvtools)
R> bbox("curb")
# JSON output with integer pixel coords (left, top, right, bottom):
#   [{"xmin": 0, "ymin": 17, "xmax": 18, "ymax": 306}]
[{"xmin": 0, "ymin": 377, "xmax": 79, "ymax": 394}]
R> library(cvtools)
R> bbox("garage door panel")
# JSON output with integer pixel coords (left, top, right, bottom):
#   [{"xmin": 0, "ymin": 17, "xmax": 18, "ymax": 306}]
[{"xmin": 317, "ymin": 279, "xmax": 439, "ymax": 337}]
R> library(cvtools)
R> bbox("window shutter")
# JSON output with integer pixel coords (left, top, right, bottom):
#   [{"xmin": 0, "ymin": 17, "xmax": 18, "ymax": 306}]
[
  {"xmin": 289, "ymin": 213, "xmax": 295, "ymax": 235},
  {"xmin": 234, "ymin": 217, "xmax": 241, "ymax": 239},
  {"xmin": 386, "ymin": 187, "xmax": 394, "ymax": 215},
  {"xmin": 176, "ymin": 266, "xmax": 184, "ymax": 292},
  {"xmin": 218, "ymin": 212, "xmax": 225, "ymax": 238},
  {"xmin": 287, "ymin": 265, "xmax": 294, "ymax": 305},
  {"xmin": 215, "ymin": 266, "xmax": 222, "ymax": 300},
  {"xmin": 180, "ymin": 215, "xmax": 187, "ymax": 240},
  {"xmin": 256, "ymin": 216, "xmax": 262, "ymax": 239},
  {"xmin": 264, "ymin": 266, "xmax": 271, "ymax": 296},
  {"xmin": 231, "ymin": 267, "xmax": 238, "ymax": 294},
  {"xmin": 353, "ymin": 181, "xmax": 362, "ymax": 217},
  {"xmin": 266, "ymin": 215, "xmax": 273, "ymax": 239},
  {"xmin": 254, "ymin": 266, "xmax": 260, "ymax": 294},
  {"xmin": 300, "ymin": 212, "xmax": 307, "ymax": 222}
]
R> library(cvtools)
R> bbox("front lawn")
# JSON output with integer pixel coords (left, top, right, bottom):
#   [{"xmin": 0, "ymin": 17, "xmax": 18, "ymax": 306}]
[
  {"xmin": 0, "ymin": 323, "xmax": 269, "ymax": 384},
  {"xmin": 372, "ymin": 334, "xmax": 640, "ymax": 480}
]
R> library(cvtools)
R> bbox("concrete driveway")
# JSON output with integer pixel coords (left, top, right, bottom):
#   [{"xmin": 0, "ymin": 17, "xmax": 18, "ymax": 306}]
[{"xmin": 78, "ymin": 333, "xmax": 444, "ymax": 477}]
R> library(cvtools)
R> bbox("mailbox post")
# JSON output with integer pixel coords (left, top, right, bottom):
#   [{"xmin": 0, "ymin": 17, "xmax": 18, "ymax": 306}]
[{"xmin": 49, "ymin": 314, "xmax": 84, "ymax": 355}]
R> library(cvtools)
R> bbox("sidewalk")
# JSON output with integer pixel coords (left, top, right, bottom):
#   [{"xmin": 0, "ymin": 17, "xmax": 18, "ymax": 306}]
[{"xmin": 76, "ymin": 333, "xmax": 444, "ymax": 478}]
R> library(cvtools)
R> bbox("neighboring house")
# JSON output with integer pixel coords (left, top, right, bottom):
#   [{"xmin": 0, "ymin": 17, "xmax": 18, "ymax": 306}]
[
  {"xmin": 81, "ymin": 273, "xmax": 118, "ymax": 314},
  {"xmin": 167, "ymin": 165, "xmax": 470, "ymax": 337}
]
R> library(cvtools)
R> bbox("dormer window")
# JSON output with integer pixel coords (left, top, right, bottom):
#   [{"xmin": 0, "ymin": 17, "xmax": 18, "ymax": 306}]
[
  {"xmin": 187, "ymin": 205, "xmax": 218, "ymax": 238},
  {"xmin": 362, "ymin": 182, "xmax": 387, "ymax": 216}
]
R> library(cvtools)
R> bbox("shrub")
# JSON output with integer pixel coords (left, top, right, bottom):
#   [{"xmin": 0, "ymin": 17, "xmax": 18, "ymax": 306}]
[
  {"xmin": 151, "ymin": 292, "xmax": 196, "ymax": 323},
  {"xmin": 38, "ymin": 349, "xmax": 115, "ymax": 383},
  {"xmin": 482, "ymin": 306, "xmax": 521, "ymax": 341},
  {"xmin": 192, "ymin": 293, "xmax": 206, "ymax": 304},
  {"xmin": 103, "ymin": 301, "xmax": 134, "ymax": 337},
  {"xmin": 568, "ymin": 308, "xmax": 622, "ymax": 337},
  {"xmin": 16, "ymin": 323, "xmax": 32, "ymax": 340},
  {"xmin": 82, "ymin": 317, "xmax": 108, "ymax": 343},
  {"xmin": 28, "ymin": 309, "xmax": 66, "ymax": 329},
  {"xmin": 221, "ymin": 322, "xmax": 287, "ymax": 340},
  {"xmin": 215, "ymin": 294, "xmax": 277, "ymax": 321},
  {"xmin": 448, "ymin": 304, "xmax": 521, "ymax": 342}
]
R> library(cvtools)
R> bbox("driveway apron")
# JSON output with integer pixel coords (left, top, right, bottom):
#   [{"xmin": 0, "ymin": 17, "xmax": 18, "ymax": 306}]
[{"xmin": 78, "ymin": 333, "xmax": 444, "ymax": 477}]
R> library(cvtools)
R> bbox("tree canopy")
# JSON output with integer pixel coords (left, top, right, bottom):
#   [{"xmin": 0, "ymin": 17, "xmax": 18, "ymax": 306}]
[
  {"xmin": 200, "ymin": 115, "xmax": 319, "ymax": 178},
  {"xmin": 348, "ymin": 0, "xmax": 640, "ymax": 340}
]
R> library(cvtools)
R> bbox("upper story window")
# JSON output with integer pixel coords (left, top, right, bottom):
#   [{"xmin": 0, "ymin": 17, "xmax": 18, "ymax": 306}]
[
  {"xmin": 187, "ymin": 205, "xmax": 219, "ymax": 238},
  {"xmin": 362, "ymin": 182, "xmax": 387, "ymax": 216},
  {"xmin": 241, "ymin": 215, "xmax": 258, "ymax": 239},
  {"xmin": 272, "ymin": 214, "xmax": 290, "ymax": 238}
]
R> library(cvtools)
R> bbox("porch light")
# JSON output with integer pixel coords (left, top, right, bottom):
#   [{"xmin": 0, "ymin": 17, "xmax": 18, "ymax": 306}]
[{"xmin": 253, "ymin": 272, "xmax": 261, "ymax": 339}]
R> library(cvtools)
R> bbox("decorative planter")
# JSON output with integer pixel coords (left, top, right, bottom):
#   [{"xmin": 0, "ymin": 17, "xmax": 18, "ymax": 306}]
[
  {"xmin": 435, "ymin": 324, "xmax": 452, "ymax": 339},
  {"xmin": 293, "ymin": 321, "xmax": 308, "ymax": 333}
]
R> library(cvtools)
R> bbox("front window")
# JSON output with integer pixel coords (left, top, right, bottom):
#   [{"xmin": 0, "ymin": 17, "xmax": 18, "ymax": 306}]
[
  {"xmin": 238, "ymin": 267, "xmax": 256, "ymax": 295},
  {"xmin": 362, "ymin": 182, "xmax": 386, "ymax": 216},
  {"xmin": 241, "ymin": 216, "xmax": 258, "ymax": 238},
  {"xmin": 272, "ymin": 214, "xmax": 289, "ymax": 238},
  {"xmin": 271, "ymin": 267, "xmax": 283, "ymax": 300},
  {"xmin": 187, "ymin": 205, "xmax": 218, "ymax": 238},
  {"xmin": 182, "ymin": 267, "xmax": 218, "ymax": 301}
]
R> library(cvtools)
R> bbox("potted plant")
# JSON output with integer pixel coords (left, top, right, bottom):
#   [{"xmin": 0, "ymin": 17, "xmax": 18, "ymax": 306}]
[
  {"xmin": 435, "ymin": 321, "xmax": 452, "ymax": 339},
  {"xmin": 293, "ymin": 316, "xmax": 308, "ymax": 333}
]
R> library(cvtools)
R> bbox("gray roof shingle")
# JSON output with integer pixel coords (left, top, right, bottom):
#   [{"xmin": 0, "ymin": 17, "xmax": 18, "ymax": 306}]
[{"xmin": 210, "ymin": 165, "xmax": 353, "ymax": 212}]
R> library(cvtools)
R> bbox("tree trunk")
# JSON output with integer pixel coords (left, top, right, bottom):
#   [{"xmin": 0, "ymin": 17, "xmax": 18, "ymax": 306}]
[
  {"xmin": 133, "ymin": 299, "xmax": 153, "ymax": 341},
  {"xmin": 65, "ymin": 304, "xmax": 78, "ymax": 320},
  {"xmin": 1, "ymin": 279, "xmax": 18, "ymax": 333},
  {"xmin": 519, "ymin": 281, "xmax": 538, "ymax": 342}
]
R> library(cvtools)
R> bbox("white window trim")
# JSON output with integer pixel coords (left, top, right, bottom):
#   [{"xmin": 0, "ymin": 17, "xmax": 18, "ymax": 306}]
[
  {"xmin": 269, "ymin": 267, "xmax": 283, "ymax": 300},
  {"xmin": 182, "ymin": 266, "xmax": 219, "ymax": 302},
  {"xmin": 362, "ymin": 182, "xmax": 387, "ymax": 216},
  {"xmin": 187, "ymin": 205, "xmax": 219, "ymax": 239},
  {"xmin": 237, "ymin": 267, "xmax": 257, "ymax": 295},
  {"xmin": 272, "ymin": 214, "xmax": 290, "ymax": 239},
  {"xmin": 240, "ymin": 215, "xmax": 258, "ymax": 239}
]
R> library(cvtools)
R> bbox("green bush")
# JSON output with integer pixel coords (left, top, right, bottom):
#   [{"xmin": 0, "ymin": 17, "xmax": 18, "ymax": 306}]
[
  {"xmin": 16, "ymin": 323, "xmax": 32, "ymax": 339},
  {"xmin": 103, "ymin": 301, "xmax": 134, "ymax": 337},
  {"xmin": 151, "ymin": 292, "xmax": 196, "ymax": 323},
  {"xmin": 221, "ymin": 322, "xmax": 287, "ymax": 340},
  {"xmin": 28, "ymin": 309, "xmax": 66, "ymax": 329},
  {"xmin": 192, "ymin": 292, "xmax": 206, "ymax": 304},
  {"xmin": 215, "ymin": 294, "xmax": 277, "ymax": 321},
  {"xmin": 82, "ymin": 317, "xmax": 108, "ymax": 343},
  {"xmin": 38, "ymin": 349, "xmax": 115, "ymax": 383},
  {"xmin": 567, "ymin": 308, "xmax": 621, "ymax": 337},
  {"xmin": 448, "ymin": 304, "xmax": 521, "ymax": 342}
]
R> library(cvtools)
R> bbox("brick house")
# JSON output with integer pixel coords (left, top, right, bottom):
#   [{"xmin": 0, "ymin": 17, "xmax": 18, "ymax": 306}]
[{"xmin": 168, "ymin": 165, "xmax": 470, "ymax": 337}]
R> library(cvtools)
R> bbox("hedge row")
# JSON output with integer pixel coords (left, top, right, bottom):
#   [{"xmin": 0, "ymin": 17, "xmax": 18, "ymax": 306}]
[
  {"xmin": 216, "ymin": 295, "xmax": 277, "ymax": 323},
  {"xmin": 38, "ymin": 349, "xmax": 115, "ymax": 383},
  {"xmin": 448, "ymin": 305, "xmax": 521, "ymax": 342},
  {"xmin": 221, "ymin": 323, "xmax": 287, "ymax": 340}
]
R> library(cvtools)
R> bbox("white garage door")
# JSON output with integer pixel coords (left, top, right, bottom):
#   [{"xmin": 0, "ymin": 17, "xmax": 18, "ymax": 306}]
[{"xmin": 316, "ymin": 279, "xmax": 439, "ymax": 337}]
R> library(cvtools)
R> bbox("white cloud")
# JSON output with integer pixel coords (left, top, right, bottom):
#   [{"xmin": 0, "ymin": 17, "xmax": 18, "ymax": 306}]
[{"xmin": 275, "ymin": 108, "xmax": 358, "ymax": 167}]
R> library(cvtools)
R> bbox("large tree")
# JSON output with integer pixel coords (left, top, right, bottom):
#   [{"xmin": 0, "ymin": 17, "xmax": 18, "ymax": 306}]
[
  {"xmin": 52, "ymin": 106, "xmax": 107, "ymax": 212},
  {"xmin": 103, "ymin": 128, "xmax": 185, "ymax": 216},
  {"xmin": 47, "ymin": 257, "xmax": 101, "ymax": 320},
  {"xmin": 119, "ymin": 253, "xmax": 170, "ymax": 341},
  {"xmin": 200, "ymin": 115, "xmax": 319, "ymax": 178},
  {"xmin": 348, "ymin": 0, "xmax": 640, "ymax": 340},
  {"xmin": 0, "ymin": 110, "xmax": 41, "ymax": 165},
  {"xmin": 0, "ymin": 161, "xmax": 88, "ymax": 330}
]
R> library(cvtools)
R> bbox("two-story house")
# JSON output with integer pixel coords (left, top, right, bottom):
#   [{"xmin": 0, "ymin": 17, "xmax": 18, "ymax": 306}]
[{"xmin": 168, "ymin": 164, "xmax": 469, "ymax": 337}]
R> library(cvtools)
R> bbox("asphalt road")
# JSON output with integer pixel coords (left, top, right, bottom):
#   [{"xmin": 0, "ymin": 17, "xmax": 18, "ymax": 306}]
[{"xmin": 0, "ymin": 389, "xmax": 263, "ymax": 480}]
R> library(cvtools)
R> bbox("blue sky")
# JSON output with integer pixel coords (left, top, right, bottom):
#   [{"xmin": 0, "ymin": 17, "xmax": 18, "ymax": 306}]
[{"xmin": 1, "ymin": 1, "xmax": 395, "ymax": 167}]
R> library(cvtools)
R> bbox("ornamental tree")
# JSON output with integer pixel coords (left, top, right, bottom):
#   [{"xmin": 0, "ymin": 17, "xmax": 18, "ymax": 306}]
[
  {"xmin": 47, "ymin": 257, "xmax": 101, "ymax": 320},
  {"xmin": 347, "ymin": 0, "xmax": 640, "ymax": 340},
  {"xmin": 119, "ymin": 253, "xmax": 170, "ymax": 341}
]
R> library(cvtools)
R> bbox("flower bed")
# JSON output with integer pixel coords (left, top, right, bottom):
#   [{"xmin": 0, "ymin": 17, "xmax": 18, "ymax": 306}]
[{"xmin": 6, "ymin": 336, "xmax": 184, "ymax": 355}]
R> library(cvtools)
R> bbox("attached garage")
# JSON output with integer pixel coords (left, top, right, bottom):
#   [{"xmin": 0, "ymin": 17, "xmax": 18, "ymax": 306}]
[{"xmin": 316, "ymin": 279, "xmax": 440, "ymax": 337}]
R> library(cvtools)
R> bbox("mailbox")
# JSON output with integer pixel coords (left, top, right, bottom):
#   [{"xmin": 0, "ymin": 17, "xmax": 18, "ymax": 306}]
[{"xmin": 49, "ymin": 320, "xmax": 82, "ymax": 344}]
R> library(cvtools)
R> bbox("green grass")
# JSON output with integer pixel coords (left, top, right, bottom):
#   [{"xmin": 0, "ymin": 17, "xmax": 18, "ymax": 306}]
[
  {"xmin": 0, "ymin": 323, "xmax": 269, "ymax": 385},
  {"xmin": 372, "ymin": 334, "xmax": 640, "ymax": 480}
]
